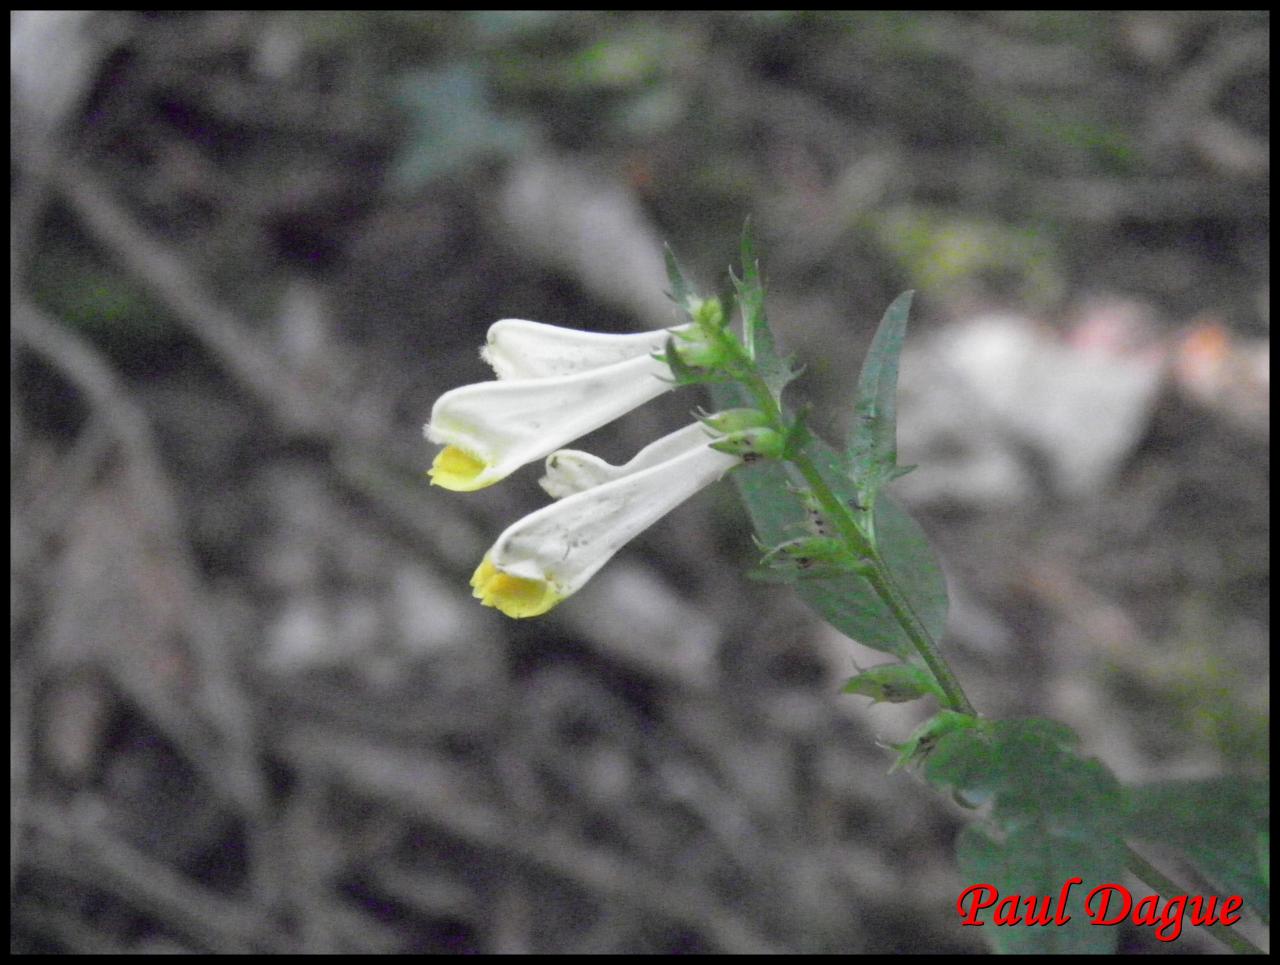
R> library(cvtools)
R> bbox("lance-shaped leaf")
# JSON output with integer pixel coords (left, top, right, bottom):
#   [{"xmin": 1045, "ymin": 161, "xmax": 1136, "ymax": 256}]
[
  {"xmin": 664, "ymin": 244, "xmax": 697, "ymax": 318},
  {"xmin": 843, "ymin": 662, "xmax": 945, "ymax": 704},
  {"xmin": 731, "ymin": 222, "xmax": 799, "ymax": 399},
  {"xmin": 846, "ymin": 290, "xmax": 914, "ymax": 502},
  {"xmin": 714, "ymin": 381, "xmax": 949, "ymax": 660}
]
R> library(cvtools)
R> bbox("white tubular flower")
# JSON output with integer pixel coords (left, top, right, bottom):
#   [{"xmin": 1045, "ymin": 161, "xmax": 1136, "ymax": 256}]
[
  {"xmin": 471, "ymin": 435, "xmax": 741, "ymax": 618},
  {"xmin": 482, "ymin": 319, "xmax": 688, "ymax": 380},
  {"xmin": 540, "ymin": 421, "xmax": 712, "ymax": 498},
  {"xmin": 427, "ymin": 349, "xmax": 674, "ymax": 492}
]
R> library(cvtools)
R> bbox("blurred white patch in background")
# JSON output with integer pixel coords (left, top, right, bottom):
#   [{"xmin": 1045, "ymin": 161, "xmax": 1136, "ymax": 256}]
[
  {"xmin": 11, "ymin": 11, "xmax": 99, "ymax": 138},
  {"xmin": 895, "ymin": 298, "xmax": 1266, "ymax": 507}
]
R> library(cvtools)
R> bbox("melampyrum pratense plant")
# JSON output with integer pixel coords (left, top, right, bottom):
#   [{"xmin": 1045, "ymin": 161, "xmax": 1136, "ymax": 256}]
[{"xmin": 426, "ymin": 225, "xmax": 1267, "ymax": 954}]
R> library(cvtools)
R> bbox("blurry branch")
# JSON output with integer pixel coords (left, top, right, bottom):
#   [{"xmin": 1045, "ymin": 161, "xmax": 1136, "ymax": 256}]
[
  {"xmin": 12, "ymin": 300, "xmax": 173, "ymax": 520},
  {"xmin": 911, "ymin": 160, "xmax": 1266, "ymax": 222},
  {"xmin": 46, "ymin": 154, "xmax": 497, "ymax": 542},
  {"xmin": 11, "ymin": 902, "xmax": 127, "ymax": 955},
  {"xmin": 1186, "ymin": 115, "xmax": 1269, "ymax": 180},
  {"xmin": 1041, "ymin": 175, "xmax": 1268, "ymax": 221},
  {"xmin": 54, "ymin": 158, "xmax": 333, "ymax": 439},
  {"xmin": 42, "ymin": 154, "xmax": 497, "ymax": 568},
  {"xmin": 1158, "ymin": 26, "xmax": 1269, "ymax": 130},
  {"xmin": 10, "ymin": 664, "xmax": 33, "ymax": 889},
  {"xmin": 282, "ymin": 726, "xmax": 783, "ymax": 954},
  {"xmin": 19, "ymin": 411, "xmax": 115, "ymax": 546},
  {"xmin": 23, "ymin": 800, "xmax": 269, "ymax": 953},
  {"xmin": 11, "ymin": 297, "xmax": 266, "ymax": 809},
  {"xmin": 1151, "ymin": 25, "xmax": 1270, "ymax": 179},
  {"xmin": 912, "ymin": 12, "xmax": 1093, "ymax": 87}
]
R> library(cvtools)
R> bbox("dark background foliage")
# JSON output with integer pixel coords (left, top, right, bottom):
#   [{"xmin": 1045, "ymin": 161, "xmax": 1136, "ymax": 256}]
[{"xmin": 11, "ymin": 11, "xmax": 1268, "ymax": 953}]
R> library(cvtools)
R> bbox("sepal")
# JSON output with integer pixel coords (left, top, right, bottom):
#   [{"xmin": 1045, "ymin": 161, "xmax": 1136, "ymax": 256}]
[
  {"xmin": 709, "ymin": 426, "xmax": 786, "ymax": 462},
  {"xmin": 887, "ymin": 710, "xmax": 979, "ymax": 772},
  {"xmin": 752, "ymin": 535, "xmax": 868, "ymax": 581},
  {"xmin": 657, "ymin": 335, "xmax": 734, "ymax": 386}
]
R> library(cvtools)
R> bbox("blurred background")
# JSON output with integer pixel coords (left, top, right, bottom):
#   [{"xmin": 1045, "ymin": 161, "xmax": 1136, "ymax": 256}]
[{"xmin": 10, "ymin": 11, "xmax": 1268, "ymax": 953}]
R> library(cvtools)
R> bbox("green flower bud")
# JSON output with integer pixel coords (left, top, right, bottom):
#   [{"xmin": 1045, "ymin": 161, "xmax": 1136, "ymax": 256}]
[
  {"xmin": 699, "ymin": 408, "xmax": 773, "ymax": 433},
  {"xmin": 690, "ymin": 296, "xmax": 726, "ymax": 331},
  {"xmin": 669, "ymin": 328, "xmax": 730, "ymax": 368}
]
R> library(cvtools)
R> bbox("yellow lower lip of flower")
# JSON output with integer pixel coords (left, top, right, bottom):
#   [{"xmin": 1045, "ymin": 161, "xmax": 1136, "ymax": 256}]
[
  {"xmin": 429, "ymin": 445, "xmax": 491, "ymax": 491},
  {"xmin": 470, "ymin": 556, "xmax": 561, "ymax": 618}
]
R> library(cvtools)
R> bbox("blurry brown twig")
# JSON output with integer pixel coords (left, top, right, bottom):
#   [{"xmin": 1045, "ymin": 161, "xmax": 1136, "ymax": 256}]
[
  {"xmin": 282, "ymin": 725, "xmax": 784, "ymax": 954},
  {"xmin": 53, "ymin": 158, "xmax": 337, "ymax": 440},
  {"xmin": 12, "ymin": 296, "xmax": 266, "ymax": 803}
]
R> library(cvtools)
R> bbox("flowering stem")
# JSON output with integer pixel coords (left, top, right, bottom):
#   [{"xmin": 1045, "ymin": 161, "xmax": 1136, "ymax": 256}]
[
  {"xmin": 781, "ymin": 414, "xmax": 1255, "ymax": 955},
  {"xmin": 714, "ymin": 308, "xmax": 1254, "ymax": 955},
  {"xmin": 791, "ymin": 459, "xmax": 976, "ymax": 716},
  {"xmin": 862, "ymin": 554, "xmax": 978, "ymax": 717},
  {"xmin": 719, "ymin": 338, "xmax": 977, "ymax": 716}
]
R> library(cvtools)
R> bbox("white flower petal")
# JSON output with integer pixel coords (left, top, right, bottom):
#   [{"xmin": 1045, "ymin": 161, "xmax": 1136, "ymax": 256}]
[
  {"xmin": 482, "ymin": 319, "xmax": 689, "ymax": 380},
  {"xmin": 426, "ymin": 351, "xmax": 673, "ymax": 490},
  {"xmin": 472, "ymin": 440, "xmax": 741, "ymax": 616},
  {"xmin": 540, "ymin": 421, "xmax": 713, "ymax": 498}
]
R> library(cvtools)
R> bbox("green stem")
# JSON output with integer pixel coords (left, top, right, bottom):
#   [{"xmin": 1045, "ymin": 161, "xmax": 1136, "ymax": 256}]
[
  {"xmin": 1124, "ymin": 846, "xmax": 1264, "ymax": 954},
  {"xmin": 863, "ymin": 556, "xmax": 977, "ymax": 716},
  {"xmin": 717, "ymin": 314, "xmax": 1257, "ymax": 955},
  {"xmin": 793, "ymin": 457, "xmax": 975, "ymax": 716},
  {"xmin": 727, "ymin": 353, "xmax": 977, "ymax": 716}
]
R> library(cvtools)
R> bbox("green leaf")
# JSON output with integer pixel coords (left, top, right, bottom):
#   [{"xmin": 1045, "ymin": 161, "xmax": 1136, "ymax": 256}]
[
  {"xmin": 801, "ymin": 434, "xmax": 949, "ymax": 658},
  {"xmin": 843, "ymin": 662, "xmax": 945, "ymax": 704},
  {"xmin": 736, "ymin": 219, "xmax": 770, "ymax": 363},
  {"xmin": 731, "ymin": 222, "xmax": 798, "ymax": 399},
  {"xmin": 663, "ymin": 244, "xmax": 696, "ymax": 316},
  {"xmin": 714, "ymin": 402, "xmax": 949, "ymax": 660},
  {"xmin": 926, "ymin": 719, "xmax": 1127, "ymax": 954},
  {"xmin": 805, "ymin": 494, "xmax": 947, "ymax": 660},
  {"xmin": 956, "ymin": 824, "xmax": 1123, "ymax": 954},
  {"xmin": 846, "ymin": 290, "xmax": 913, "ymax": 500},
  {"xmin": 1126, "ymin": 778, "xmax": 1270, "ymax": 922},
  {"xmin": 925, "ymin": 718, "xmax": 1083, "ymax": 814}
]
